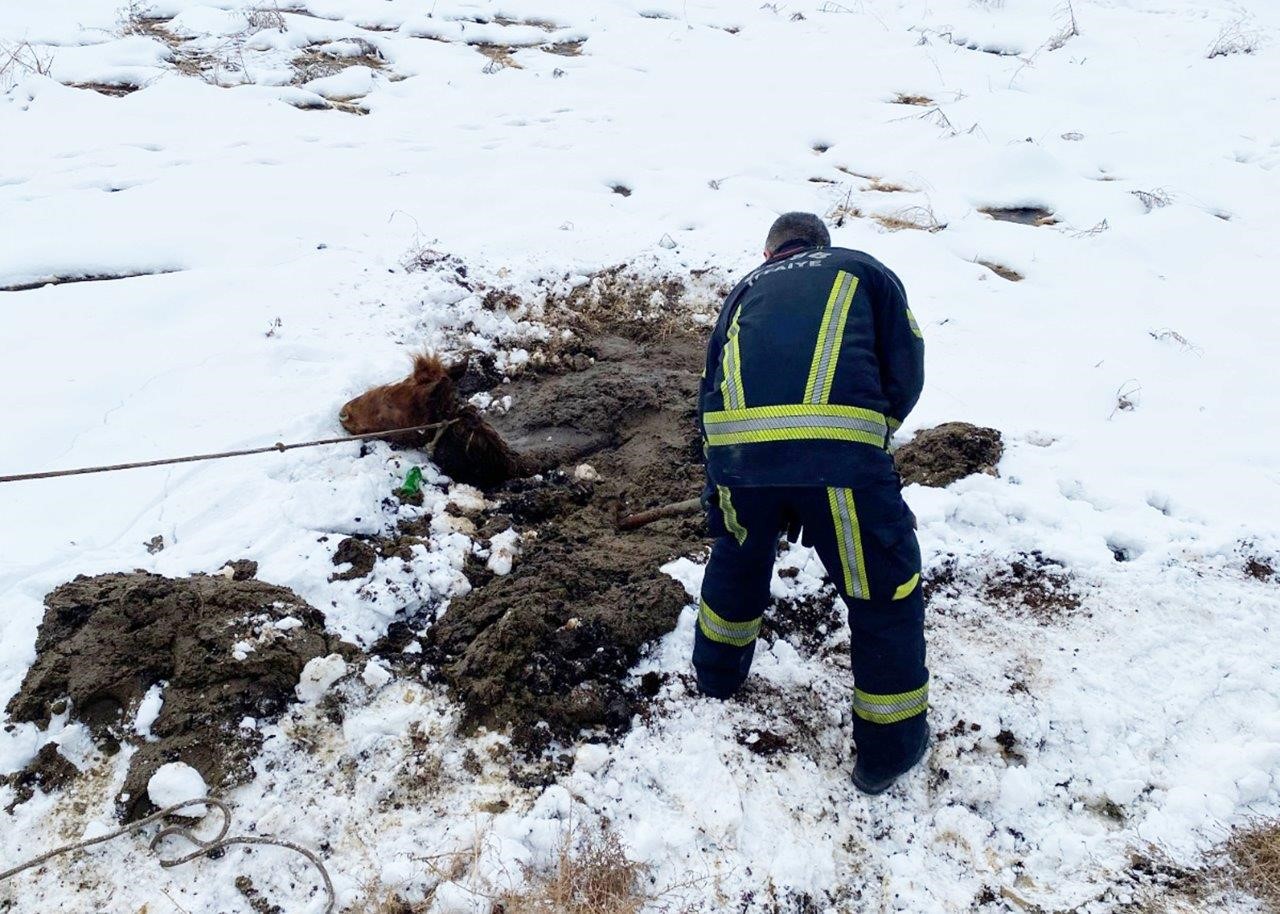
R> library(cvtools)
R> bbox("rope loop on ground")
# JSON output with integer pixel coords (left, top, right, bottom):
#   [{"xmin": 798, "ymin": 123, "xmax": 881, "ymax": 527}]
[{"xmin": 0, "ymin": 795, "xmax": 335, "ymax": 914}]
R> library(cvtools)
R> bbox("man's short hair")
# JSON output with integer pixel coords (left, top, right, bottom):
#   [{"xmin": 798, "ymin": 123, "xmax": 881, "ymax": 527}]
[{"xmin": 765, "ymin": 212, "xmax": 831, "ymax": 253}]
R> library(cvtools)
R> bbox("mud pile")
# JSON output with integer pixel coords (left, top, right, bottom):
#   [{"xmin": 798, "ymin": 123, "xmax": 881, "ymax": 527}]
[
  {"xmin": 420, "ymin": 329, "xmax": 708, "ymax": 746},
  {"xmin": 895, "ymin": 421, "xmax": 1004, "ymax": 487},
  {"xmin": 4, "ymin": 569, "xmax": 343, "ymax": 819}
]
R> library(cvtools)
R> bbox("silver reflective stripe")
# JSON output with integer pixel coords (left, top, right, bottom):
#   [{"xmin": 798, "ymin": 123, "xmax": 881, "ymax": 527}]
[
  {"xmin": 721, "ymin": 313, "xmax": 745, "ymax": 410},
  {"xmin": 832, "ymin": 489, "xmax": 867, "ymax": 599},
  {"xmin": 700, "ymin": 616, "xmax": 759, "ymax": 643},
  {"xmin": 705, "ymin": 413, "xmax": 887, "ymax": 436},
  {"xmin": 853, "ymin": 694, "xmax": 927, "ymax": 716},
  {"xmin": 808, "ymin": 271, "xmax": 857, "ymax": 404},
  {"xmin": 698, "ymin": 600, "xmax": 762, "ymax": 647}
]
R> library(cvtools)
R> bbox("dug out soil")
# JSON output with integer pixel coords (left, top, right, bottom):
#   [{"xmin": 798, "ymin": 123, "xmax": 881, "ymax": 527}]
[
  {"xmin": 4, "ymin": 568, "xmax": 345, "ymax": 820},
  {"xmin": 417, "ymin": 325, "xmax": 709, "ymax": 747}
]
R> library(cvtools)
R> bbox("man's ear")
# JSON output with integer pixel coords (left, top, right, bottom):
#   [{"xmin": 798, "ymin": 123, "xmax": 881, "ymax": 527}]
[{"xmin": 447, "ymin": 356, "xmax": 470, "ymax": 383}]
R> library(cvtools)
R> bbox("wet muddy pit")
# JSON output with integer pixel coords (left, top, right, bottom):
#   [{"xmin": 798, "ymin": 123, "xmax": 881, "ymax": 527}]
[{"xmin": 415, "ymin": 324, "xmax": 711, "ymax": 747}]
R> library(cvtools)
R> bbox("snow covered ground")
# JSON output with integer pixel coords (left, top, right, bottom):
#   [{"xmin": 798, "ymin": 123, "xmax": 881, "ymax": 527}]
[{"xmin": 3, "ymin": 0, "xmax": 1280, "ymax": 911}]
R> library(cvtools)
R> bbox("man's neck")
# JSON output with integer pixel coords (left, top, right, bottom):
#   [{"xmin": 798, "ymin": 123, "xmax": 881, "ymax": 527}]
[{"xmin": 767, "ymin": 241, "xmax": 812, "ymax": 262}]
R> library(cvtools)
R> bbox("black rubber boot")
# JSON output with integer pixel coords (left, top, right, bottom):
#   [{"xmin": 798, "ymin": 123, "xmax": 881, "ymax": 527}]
[
  {"xmin": 852, "ymin": 724, "xmax": 929, "ymax": 795},
  {"xmin": 695, "ymin": 675, "xmax": 741, "ymax": 700}
]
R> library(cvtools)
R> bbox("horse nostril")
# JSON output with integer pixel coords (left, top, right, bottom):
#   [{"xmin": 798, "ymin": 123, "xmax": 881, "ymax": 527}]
[{"xmin": 339, "ymin": 411, "xmax": 351, "ymax": 423}]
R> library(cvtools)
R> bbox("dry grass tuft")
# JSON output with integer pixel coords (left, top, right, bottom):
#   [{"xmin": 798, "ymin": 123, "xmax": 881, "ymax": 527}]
[
  {"xmin": 1229, "ymin": 820, "xmax": 1280, "ymax": 911},
  {"xmin": 1124, "ymin": 847, "xmax": 1216, "ymax": 913},
  {"xmin": 867, "ymin": 177, "xmax": 910, "ymax": 193},
  {"xmin": 475, "ymin": 43, "xmax": 524, "ymax": 72},
  {"xmin": 350, "ymin": 888, "xmax": 430, "ymax": 913},
  {"xmin": 872, "ymin": 205, "xmax": 946, "ymax": 233},
  {"xmin": 892, "ymin": 92, "xmax": 933, "ymax": 106},
  {"xmin": 542, "ymin": 39, "xmax": 585, "ymax": 56},
  {"xmin": 1131, "ymin": 188, "xmax": 1172, "ymax": 213},
  {"xmin": 120, "ymin": 3, "xmax": 307, "ymax": 86},
  {"xmin": 543, "ymin": 264, "xmax": 722, "ymax": 342},
  {"xmin": 492, "ymin": 15, "xmax": 560, "ymax": 31},
  {"xmin": 825, "ymin": 189, "xmax": 863, "ymax": 226},
  {"xmin": 1208, "ymin": 17, "xmax": 1261, "ymax": 58},
  {"xmin": 292, "ymin": 38, "xmax": 385, "ymax": 84},
  {"xmin": 496, "ymin": 827, "xmax": 647, "ymax": 914},
  {"xmin": 1, "ymin": 40, "xmax": 55, "ymax": 89}
]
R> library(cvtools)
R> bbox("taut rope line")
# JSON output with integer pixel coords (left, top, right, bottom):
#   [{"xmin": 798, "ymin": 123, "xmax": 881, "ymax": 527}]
[
  {"xmin": 0, "ymin": 796, "xmax": 335, "ymax": 913},
  {"xmin": 0, "ymin": 421, "xmax": 455, "ymax": 484}
]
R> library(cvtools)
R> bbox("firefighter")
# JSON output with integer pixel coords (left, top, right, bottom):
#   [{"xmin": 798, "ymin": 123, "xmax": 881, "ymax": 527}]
[{"xmin": 696, "ymin": 212, "xmax": 928, "ymax": 794}]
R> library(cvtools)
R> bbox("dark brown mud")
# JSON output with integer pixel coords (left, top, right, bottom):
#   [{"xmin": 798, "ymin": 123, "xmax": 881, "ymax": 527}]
[
  {"xmin": 421, "ymin": 325, "xmax": 709, "ymax": 746},
  {"xmin": 4, "ymin": 570, "xmax": 345, "ymax": 819},
  {"xmin": 895, "ymin": 422, "xmax": 1004, "ymax": 488}
]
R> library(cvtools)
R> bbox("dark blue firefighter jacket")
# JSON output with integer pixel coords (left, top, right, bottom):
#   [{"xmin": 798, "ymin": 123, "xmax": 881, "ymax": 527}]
[{"xmin": 700, "ymin": 243, "xmax": 925, "ymax": 489}]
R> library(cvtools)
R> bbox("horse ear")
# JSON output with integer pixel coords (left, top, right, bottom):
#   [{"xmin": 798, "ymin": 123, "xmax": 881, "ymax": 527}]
[{"xmin": 447, "ymin": 356, "xmax": 470, "ymax": 383}]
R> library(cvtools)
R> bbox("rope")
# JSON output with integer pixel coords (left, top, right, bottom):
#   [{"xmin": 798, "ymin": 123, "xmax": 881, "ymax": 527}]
[
  {"xmin": 0, "ymin": 421, "xmax": 456, "ymax": 484},
  {"xmin": 0, "ymin": 796, "xmax": 335, "ymax": 913}
]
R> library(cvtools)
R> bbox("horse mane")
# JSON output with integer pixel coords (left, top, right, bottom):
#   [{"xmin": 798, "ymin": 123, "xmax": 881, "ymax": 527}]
[{"xmin": 410, "ymin": 352, "xmax": 527, "ymax": 488}]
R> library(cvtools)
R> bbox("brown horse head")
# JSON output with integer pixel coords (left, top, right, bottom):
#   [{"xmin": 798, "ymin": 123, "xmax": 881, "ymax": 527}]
[
  {"xmin": 339, "ymin": 353, "xmax": 467, "ymax": 444},
  {"xmin": 339, "ymin": 352, "xmax": 528, "ymax": 488}
]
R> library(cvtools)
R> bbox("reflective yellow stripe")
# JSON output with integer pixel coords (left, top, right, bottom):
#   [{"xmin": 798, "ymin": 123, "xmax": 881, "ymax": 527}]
[
  {"xmin": 893, "ymin": 573, "xmax": 920, "ymax": 600},
  {"xmin": 717, "ymin": 485, "xmax": 747, "ymax": 546},
  {"xmin": 828, "ymin": 487, "xmax": 870, "ymax": 599},
  {"xmin": 804, "ymin": 271, "xmax": 859, "ymax": 405},
  {"xmin": 906, "ymin": 307, "xmax": 923, "ymax": 339},
  {"xmin": 707, "ymin": 426, "xmax": 887, "ymax": 447},
  {"xmin": 703, "ymin": 403, "xmax": 890, "ymax": 449},
  {"xmin": 721, "ymin": 309, "xmax": 745, "ymax": 410},
  {"xmin": 697, "ymin": 599, "xmax": 761, "ymax": 647},
  {"xmin": 853, "ymin": 682, "xmax": 928, "ymax": 724},
  {"xmin": 706, "ymin": 403, "xmax": 889, "ymax": 424}
]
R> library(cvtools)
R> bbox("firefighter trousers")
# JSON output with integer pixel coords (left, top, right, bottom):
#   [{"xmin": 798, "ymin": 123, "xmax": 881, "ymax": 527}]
[{"xmin": 694, "ymin": 481, "xmax": 928, "ymax": 777}]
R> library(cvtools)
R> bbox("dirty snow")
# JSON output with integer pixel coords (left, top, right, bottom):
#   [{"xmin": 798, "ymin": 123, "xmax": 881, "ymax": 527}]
[
  {"xmin": 147, "ymin": 762, "xmax": 209, "ymax": 817},
  {"xmin": 3, "ymin": 0, "xmax": 1280, "ymax": 912},
  {"xmin": 295, "ymin": 654, "xmax": 349, "ymax": 703}
]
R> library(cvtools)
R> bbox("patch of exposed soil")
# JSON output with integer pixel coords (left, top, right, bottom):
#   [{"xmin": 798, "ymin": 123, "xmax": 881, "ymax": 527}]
[
  {"xmin": 1, "ymin": 744, "xmax": 79, "ymax": 812},
  {"xmin": 68, "ymin": 81, "xmax": 142, "ymax": 96},
  {"xmin": 422, "ymin": 325, "xmax": 707, "ymax": 745},
  {"xmin": 763, "ymin": 586, "xmax": 844, "ymax": 658},
  {"xmin": 979, "ymin": 206, "xmax": 1059, "ymax": 226},
  {"xmin": 926, "ymin": 551, "xmax": 1083, "ymax": 624},
  {"xmin": 737, "ymin": 728, "xmax": 793, "ymax": 757},
  {"xmin": 329, "ymin": 517, "xmax": 431, "ymax": 582},
  {"xmin": 1241, "ymin": 548, "xmax": 1276, "ymax": 583},
  {"xmin": 977, "ymin": 260, "xmax": 1024, "ymax": 282},
  {"xmin": 894, "ymin": 422, "xmax": 1003, "ymax": 487},
  {"xmin": 4, "ymin": 570, "xmax": 345, "ymax": 820},
  {"xmin": 0, "ymin": 269, "xmax": 181, "ymax": 293}
]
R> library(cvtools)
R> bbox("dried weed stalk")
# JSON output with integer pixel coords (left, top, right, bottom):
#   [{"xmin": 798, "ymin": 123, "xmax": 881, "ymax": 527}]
[{"xmin": 496, "ymin": 826, "xmax": 647, "ymax": 914}]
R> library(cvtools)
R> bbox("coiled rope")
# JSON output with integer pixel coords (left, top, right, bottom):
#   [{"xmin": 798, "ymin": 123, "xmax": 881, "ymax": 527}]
[{"xmin": 0, "ymin": 796, "xmax": 334, "ymax": 913}]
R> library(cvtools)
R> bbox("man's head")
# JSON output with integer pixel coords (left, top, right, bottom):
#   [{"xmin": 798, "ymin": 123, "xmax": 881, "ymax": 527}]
[{"xmin": 764, "ymin": 212, "xmax": 831, "ymax": 259}]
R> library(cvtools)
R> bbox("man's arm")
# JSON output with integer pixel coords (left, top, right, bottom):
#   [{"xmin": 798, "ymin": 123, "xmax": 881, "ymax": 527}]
[
  {"xmin": 699, "ymin": 279, "xmax": 748, "ymax": 420},
  {"xmin": 872, "ymin": 268, "xmax": 925, "ymax": 434}
]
